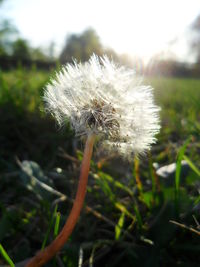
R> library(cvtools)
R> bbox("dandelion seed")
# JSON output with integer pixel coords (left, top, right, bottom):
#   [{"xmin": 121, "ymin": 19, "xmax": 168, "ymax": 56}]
[{"xmin": 44, "ymin": 54, "xmax": 160, "ymax": 157}]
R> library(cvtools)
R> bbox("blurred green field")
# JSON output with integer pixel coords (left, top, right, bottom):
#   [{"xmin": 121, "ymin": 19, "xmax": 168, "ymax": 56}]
[
  {"xmin": 0, "ymin": 68, "xmax": 48, "ymax": 114},
  {"xmin": 0, "ymin": 69, "xmax": 200, "ymax": 267}
]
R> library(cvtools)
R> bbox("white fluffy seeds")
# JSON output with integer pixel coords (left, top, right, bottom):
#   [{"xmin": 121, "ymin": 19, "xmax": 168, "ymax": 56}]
[{"xmin": 44, "ymin": 55, "xmax": 160, "ymax": 157}]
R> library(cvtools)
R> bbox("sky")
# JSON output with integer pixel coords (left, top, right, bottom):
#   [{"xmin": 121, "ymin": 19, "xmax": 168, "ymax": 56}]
[{"xmin": 1, "ymin": 0, "xmax": 200, "ymax": 63}]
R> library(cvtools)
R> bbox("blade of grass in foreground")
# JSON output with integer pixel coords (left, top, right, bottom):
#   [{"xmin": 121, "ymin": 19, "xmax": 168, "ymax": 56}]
[
  {"xmin": 184, "ymin": 156, "xmax": 200, "ymax": 206},
  {"xmin": 175, "ymin": 138, "xmax": 191, "ymax": 211},
  {"xmin": 94, "ymin": 172, "xmax": 134, "ymax": 197},
  {"xmin": 54, "ymin": 212, "xmax": 61, "ymax": 238},
  {"xmin": 175, "ymin": 138, "xmax": 191, "ymax": 195},
  {"xmin": 115, "ymin": 212, "xmax": 125, "ymax": 241},
  {"xmin": 41, "ymin": 204, "xmax": 58, "ymax": 250},
  {"xmin": 0, "ymin": 244, "xmax": 15, "ymax": 267},
  {"xmin": 53, "ymin": 212, "xmax": 61, "ymax": 267},
  {"xmin": 183, "ymin": 155, "xmax": 200, "ymax": 177}
]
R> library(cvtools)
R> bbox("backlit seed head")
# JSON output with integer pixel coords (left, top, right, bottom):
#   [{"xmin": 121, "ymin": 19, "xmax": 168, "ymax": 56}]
[{"xmin": 44, "ymin": 55, "xmax": 160, "ymax": 157}]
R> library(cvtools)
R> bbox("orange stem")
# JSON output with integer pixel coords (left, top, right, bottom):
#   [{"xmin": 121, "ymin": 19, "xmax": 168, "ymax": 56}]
[
  {"xmin": 26, "ymin": 134, "xmax": 96, "ymax": 267},
  {"xmin": 134, "ymin": 156, "xmax": 142, "ymax": 192}
]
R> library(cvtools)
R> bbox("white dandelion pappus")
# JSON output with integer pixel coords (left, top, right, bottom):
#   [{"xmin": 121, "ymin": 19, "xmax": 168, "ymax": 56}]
[{"xmin": 44, "ymin": 55, "xmax": 160, "ymax": 157}]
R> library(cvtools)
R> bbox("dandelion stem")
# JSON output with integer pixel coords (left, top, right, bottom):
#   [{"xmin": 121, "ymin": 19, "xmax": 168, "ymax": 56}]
[{"xmin": 25, "ymin": 133, "xmax": 96, "ymax": 267}]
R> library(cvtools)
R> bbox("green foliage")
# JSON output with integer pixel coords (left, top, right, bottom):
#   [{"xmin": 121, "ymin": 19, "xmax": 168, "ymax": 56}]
[
  {"xmin": 1, "ymin": 72, "xmax": 200, "ymax": 266},
  {"xmin": 148, "ymin": 77, "xmax": 200, "ymax": 139},
  {"xmin": 0, "ymin": 68, "xmax": 48, "ymax": 113}
]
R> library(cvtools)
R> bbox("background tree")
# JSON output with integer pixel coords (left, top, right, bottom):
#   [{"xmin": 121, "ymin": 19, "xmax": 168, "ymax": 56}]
[
  {"xmin": 191, "ymin": 14, "xmax": 200, "ymax": 63},
  {"xmin": 60, "ymin": 28, "xmax": 103, "ymax": 63},
  {"xmin": 0, "ymin": 0, "xmax": 18, "ymax": 56},
  {"xmin": 31, "ymin": 47, "xmax": 50, "ymax": 61},
  {"xmin": 12, "ymin": 38, "xmax": 31, "ymax": 61},
  {"xmin": 0, "ymin": 20, "xmax": 18, "ymax": 56}
]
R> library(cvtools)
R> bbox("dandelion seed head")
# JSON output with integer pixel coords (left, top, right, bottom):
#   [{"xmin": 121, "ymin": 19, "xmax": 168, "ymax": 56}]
[{"xmin": 44, "ymin": 55, "xmax": 160, "ymax": 157}]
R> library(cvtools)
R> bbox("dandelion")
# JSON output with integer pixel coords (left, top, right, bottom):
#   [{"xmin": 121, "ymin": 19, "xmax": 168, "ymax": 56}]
[
  {"xmin": 44, "ymin": 55, "xmax": 160, "ymax": 156},
  {"xmin": 26, "ymin": 55, "xmax": 160, "ymax": 267}
]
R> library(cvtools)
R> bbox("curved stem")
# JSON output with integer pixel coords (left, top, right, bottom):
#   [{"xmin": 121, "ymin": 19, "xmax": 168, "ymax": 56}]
[{"xmin": 26, "ymin": 134, "xmax": 96, "ymax": 267}]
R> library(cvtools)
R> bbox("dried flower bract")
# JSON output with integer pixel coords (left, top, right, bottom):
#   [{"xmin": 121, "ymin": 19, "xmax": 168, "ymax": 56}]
[{"xmin": 44, "ymin": 55, "xmax": 160, "ymax": 157}]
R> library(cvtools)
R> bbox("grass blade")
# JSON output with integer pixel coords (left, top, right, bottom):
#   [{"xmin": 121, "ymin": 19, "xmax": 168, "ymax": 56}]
[
  {"xmin": 175, "ymin": 138, "xmax": 191, "ymax": 213},
  {"xmin": 134, "ymin": 205, "xmax": 143, "ymax": 230},
  {"xmin": 95, "ymin": 172, "xmax": 134, "ymax": 197},
  {"xmin": 115, "ymin": 212, "xmax": 125, "ymax": 240},
  {"xmin": 115, "ymin": 202, "xmax": 135, "ymax": 220},
  {"xmin": 0, "ymin": 244, "xmax": 15, "ymax": 267},
  {"xmin": 175, "ymin": 138, "xmax": 191, "ymax": 194},
  {"xmin": 183, "ymin": 155, "xmax": 200, "ymax": 177},
  {"xmin": 41, "ymin": 204, "xmax": 58, "ymax": 250},
  {"xmin": 54, "ymin": 212, "xmax": 61, "ymax": 238}
]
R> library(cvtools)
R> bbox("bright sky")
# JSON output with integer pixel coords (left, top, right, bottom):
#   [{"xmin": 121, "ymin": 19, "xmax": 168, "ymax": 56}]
[{"xmin": 1, "ymin": 0, "xmax": 200, "ymax": 62}]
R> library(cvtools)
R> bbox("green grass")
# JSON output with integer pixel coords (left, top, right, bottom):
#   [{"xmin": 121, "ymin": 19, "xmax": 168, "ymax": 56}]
[
  {"xmin": 0, "ymin": 69, "xmax": 200, "ymax": 266},
  {"xmin": 148, "ymin": 77, "xmax": 200, "ymax": 150},
  {"xmin": 0, "ymin": 67, "xmax": 49, "ymax": 114}
]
